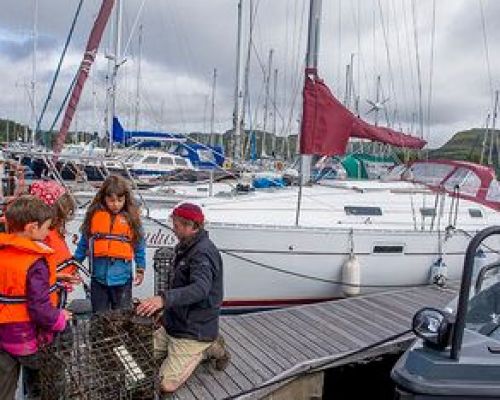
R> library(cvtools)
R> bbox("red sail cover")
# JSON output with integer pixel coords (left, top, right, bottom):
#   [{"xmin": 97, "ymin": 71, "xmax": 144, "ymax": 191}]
[
  {"xmin": 53, "ymin": 0, "xmax": 115, "ymax": 156},
  {"xmin": 300, "ymin": 68, "xmax": 426, "ymax": 155}
]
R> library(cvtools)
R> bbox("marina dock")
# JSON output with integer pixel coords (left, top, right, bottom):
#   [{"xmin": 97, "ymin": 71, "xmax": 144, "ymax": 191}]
[{"xmin": 172, "ymin": 284, "xmax": 458, "ymax": 400}]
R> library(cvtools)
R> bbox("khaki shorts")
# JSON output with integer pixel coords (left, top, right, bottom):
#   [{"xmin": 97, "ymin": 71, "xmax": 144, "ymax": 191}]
[{"xmin": 154, "ymin": 326, "xmax": 213, "ymax": 390}]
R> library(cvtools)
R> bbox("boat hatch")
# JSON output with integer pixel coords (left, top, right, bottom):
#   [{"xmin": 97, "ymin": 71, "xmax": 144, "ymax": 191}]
[
  {"xmin": 420, "ymin": 207, "xmax": 436, "ymax": 217},
  {"xmin": 344, "ymin": 206, "xmax": 382, "ymax": 216},
  {"xmin": 468, "ymin": 209, "xmax": 483, "ymax": 218},
  {"xmin": 372, "ymin": 245, "xmax": 404, "ymax": 254}
]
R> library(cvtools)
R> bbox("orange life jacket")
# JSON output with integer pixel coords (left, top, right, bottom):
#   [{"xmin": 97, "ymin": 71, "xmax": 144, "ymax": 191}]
[
  {"xmin": 45, "ymin": 229, "xmax": 77, "ymax": 276},
  {"xmin": 0, "ymin": 233, "xmax": 57, "ymax": 324},
  {"xmin": 90, "ymin": 210, "xmax": 134, "ymax": 260}
]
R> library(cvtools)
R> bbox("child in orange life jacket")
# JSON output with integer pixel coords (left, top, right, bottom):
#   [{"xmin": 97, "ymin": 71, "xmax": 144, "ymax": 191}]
[
  {"xmin": 74, "ymin": 175, "xmax": 146, "ymax": 313},
  {"xmin": 29, "ymin": 180, "xmax": 82, "ymax": 292},
  {"xmin": 0, "ymin": 196, "xmax": 72, "ymax": 400}
]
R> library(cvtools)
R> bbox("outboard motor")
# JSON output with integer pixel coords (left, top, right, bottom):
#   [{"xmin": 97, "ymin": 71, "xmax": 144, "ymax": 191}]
[{"xmin": 392, "ymin": 226, "xmax": 500, "ymax": 399}]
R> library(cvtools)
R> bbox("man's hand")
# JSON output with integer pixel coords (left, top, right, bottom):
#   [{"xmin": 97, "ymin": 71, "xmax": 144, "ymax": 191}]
[
  {"xmin": 136, "ymin": 296, "xmax": 165, "ymax": 317},
  {"xmin": 134, "ymin": 269, "xmax": 145, "ymax": 286}
]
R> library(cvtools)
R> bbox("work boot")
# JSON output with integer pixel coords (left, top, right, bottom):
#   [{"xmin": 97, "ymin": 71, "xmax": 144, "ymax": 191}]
[{"xmin": 205, "ymin": 335, "xmax": 231, "ymax": 371}]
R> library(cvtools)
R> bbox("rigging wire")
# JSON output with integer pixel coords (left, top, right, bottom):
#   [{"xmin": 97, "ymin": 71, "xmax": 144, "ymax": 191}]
[
  {"xmin": 282, "ymin": 0, "xmax": 307, "ymax": 138},
  {"xmin": 36, "ymin": 0, "xmax": 83, "ymax": 137},
  {"xmin": 401, "ymin": 0, "xmax": 418, "ymax": 122},
  {"xmin": 426, "ymin": 0, "xmax": 437, "ymax": 143},
  {"xmin": 120, "ymin": 0, "xmax": 148, "ymax": 60},
  {"xmin": 391, "ymin": 0, "xmax": 409, "ymax": 130},
  {"xmin": 411, "ymin": 0, "xmax": 424, "ymax": 139},
  {"xmin": 479, "ymin": 0, "xmax": 494, "ymax": 107},
  {"xmin": 377, "ymin": 0, "xmax": 400, "ymax": 129},
  {"xmin": 337, "ymin": 0, "xmax": 342, "ymax": 94}
]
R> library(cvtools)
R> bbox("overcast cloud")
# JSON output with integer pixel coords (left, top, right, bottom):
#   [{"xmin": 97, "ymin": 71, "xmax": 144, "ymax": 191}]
[{"xmin": 1, "ymin": 0, "xmax": 500, "ymax": 148}]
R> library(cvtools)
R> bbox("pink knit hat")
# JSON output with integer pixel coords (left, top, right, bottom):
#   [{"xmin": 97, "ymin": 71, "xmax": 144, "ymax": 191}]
[{"xmin": 29, "ymin": 180, "xmax": 66, "ymax": 206}]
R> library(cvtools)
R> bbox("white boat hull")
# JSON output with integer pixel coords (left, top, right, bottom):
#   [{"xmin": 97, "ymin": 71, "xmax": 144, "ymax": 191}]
[{"xmin": 67, "ymin": 216, "xmax": 498, "ymax": 309}]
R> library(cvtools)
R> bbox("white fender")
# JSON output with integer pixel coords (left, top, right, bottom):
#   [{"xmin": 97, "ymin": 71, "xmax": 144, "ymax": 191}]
[
  {"xmin": 342, "ymin": 254, "xmax": 361, "ymax": 296},
  {"xmin": 430, "ymin": 257, "xmax": 447, "ymax": 287}
]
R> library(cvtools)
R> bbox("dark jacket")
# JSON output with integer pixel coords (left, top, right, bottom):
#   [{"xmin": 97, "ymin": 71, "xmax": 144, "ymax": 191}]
[{"xmin": 162, "ymin": 229, "xmax": 223, "ymax": 341}]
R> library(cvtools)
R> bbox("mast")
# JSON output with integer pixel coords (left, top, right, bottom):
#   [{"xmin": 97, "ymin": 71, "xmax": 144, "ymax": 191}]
[
  {"xmin": 480, "ymin": 112, "xmax": 490, "ymax": 165},
  {"xmin": 262, "ymin": 48, "xmax": 274, "ymax": 157},
  {"xmin": 301, "ymin": 0, "xmax": 321, "ymax": 184},
  {"xmin": 232, "ymin": 0, "xmax": 243, "ymax": 160},
  {"xmin": 375, "ymin": 75, "xmax": 381, "ymax": 126},
  {"xmin": 296, "ymin": 0, "xmax": 322, "ymax": 225},
  {"xmin": 31, "ymin": 0, "xmax": 38, "ymax": 146},
  {"xmin": 107, "ymin": 0, "xmax": 123, "ymax": 153},
  {"xmin": 210, "ymin": 68, "xmax": 217, "ymax": 146},
  {"xmin": 53, "ymin": 0, "xmax": 115, "ymax": 156},
  {"xmin": 240, "ymin": 0, "xmax": 254, "ymax": 160},
  {"xmin": 134, "ymin": 23, "xmax": 143, "ymax": 132},
  {"xmin": 488, "ymin": 90, "xmax": 499, "ymax": 165},
  {"xmin": 272, "ymin": 68, "xmax": 278, "ymax": 157}
]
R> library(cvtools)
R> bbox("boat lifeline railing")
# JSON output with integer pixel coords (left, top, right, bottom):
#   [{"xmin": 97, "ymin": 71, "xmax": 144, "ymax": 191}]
[{"xmin": 451, "ymin": 225, "xmax": 500, "ymax": 360}]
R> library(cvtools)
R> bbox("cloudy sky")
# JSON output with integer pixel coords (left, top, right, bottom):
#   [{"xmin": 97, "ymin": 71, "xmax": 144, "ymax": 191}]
[{"xmin": 1, "ymin": 0, "xmax": 499, "ymax": 148}]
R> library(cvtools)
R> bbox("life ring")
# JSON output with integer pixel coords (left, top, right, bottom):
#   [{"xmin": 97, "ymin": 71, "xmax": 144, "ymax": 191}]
[
  {"xmin": 275, "ymin": 160, "xmax": 284, "ymax": 171},
  {"xmin": 223, "ymin": 159, "xmax": 233, "ymax": 170}
]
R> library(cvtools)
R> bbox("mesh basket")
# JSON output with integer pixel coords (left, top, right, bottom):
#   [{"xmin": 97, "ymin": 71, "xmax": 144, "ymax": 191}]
[
  {"xmin": 38, "ymin": 310, "xmax": 157, "ymax": 400},
  {"xmin": 153, "ymin": 247, "xmax": 175, "ymax": 295}
]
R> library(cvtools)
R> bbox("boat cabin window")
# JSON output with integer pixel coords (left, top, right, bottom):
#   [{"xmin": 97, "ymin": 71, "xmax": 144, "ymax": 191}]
[
  {"xmin": 175, "ymin": 158, "xmax": 188, "ymax": 166},
  {"xmin": 344, "ymin": 206, "xmax": 382, "ymax": 216},
  {"xmin": 198, "ymin": 149, "xmax": 216, "ymax": 163},
  {"xmin": 381, "ymin": 164, "xmax": 406, "ymax": 181},
  {"xmin": 408, "ymin": 162, "xmax": 454, "ymax": 186},
  {"xmin": 444, "ymin": 167, "xmax": 481, "ymax": 196},
  {"xmin": 420, "ymin": 207, "xmax": 436, "ymax": 217},
  {"xmin": 160, "ymin": 157, "xmax": 174, "ymax": 165},
  {"xmin": 143, "ymin": 156, "xmax": 159, "ymax": 164},
  {"xmin": 486, "ymin": 180, "xmax": 500, "ymax": 203},
  {"xmin": 126, "ymin": 154, "xmax": 142, "ymax": 162},
  {"xmin": 372, "ymin": 245, "xmax": 404, "ymax": 254},
  {"xmin": 469, "ymin": 209, "xmax": 483, "ymax": 218}
]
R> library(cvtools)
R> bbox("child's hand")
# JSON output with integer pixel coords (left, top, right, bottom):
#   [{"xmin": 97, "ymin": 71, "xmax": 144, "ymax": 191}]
[
  {"xmin": 57, "ymin": 272, "xmax": 83, "ymax": 285},
  {"xmin": 62, "ymin": 309, "xmax": 73, "ymax": 321},
  {"xmin": 134, "ymin": 269, "xmax": 145, "ymax": 286}
]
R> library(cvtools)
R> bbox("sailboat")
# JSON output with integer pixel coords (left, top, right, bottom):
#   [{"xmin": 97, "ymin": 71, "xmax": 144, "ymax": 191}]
[
  {"xmin": 13, "ymin": 0, "xmax": 500, "ymax": 312},
  {"xmin": 54, "ymin": 0, "xmax": 496, "ymax": 311}
]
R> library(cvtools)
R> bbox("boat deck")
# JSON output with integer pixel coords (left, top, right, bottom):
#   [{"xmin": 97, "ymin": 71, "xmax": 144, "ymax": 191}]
[{"xmin": 171, "ymin": 283, "xmax": 459, "ymax": 400}]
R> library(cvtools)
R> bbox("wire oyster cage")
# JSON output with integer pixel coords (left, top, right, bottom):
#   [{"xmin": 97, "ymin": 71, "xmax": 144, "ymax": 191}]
[
  {"xmin": 153, "ymin": 246, "xmax": 176, "ymax": 295},
  {"xmin": 38, "ymin": 310, "xmax": 157, "ymax": 400}
]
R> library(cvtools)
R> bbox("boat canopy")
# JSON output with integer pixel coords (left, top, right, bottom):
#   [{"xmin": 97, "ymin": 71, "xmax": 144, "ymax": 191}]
[
  {"xmin": 389, "ymin": 159, "xmax": 500, "ymax": 210},
  {"xmin": 112, "ymin": 117, "xmax": 186, "ymax": 144}
]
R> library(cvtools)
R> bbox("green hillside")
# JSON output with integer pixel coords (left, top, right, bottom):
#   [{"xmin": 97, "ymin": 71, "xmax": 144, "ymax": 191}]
[{"xmin": 429, "ymin": 128, "xmax": 498, "ymax": 164}]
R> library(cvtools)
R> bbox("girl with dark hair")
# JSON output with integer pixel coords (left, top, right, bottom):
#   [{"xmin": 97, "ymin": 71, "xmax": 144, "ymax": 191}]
[{"xmin": 74, "ymin": 175, "xmax": 146, "ymax": 312}]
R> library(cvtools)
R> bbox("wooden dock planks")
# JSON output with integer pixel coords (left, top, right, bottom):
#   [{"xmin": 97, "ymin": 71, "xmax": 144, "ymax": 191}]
[{"xmin": 171, "ymin": 285, "xmax": 458, "ymax": 400}]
